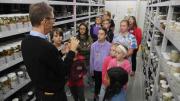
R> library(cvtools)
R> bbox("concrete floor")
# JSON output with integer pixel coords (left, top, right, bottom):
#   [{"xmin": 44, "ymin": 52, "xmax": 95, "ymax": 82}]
[{"xmin": 67, "ymin": 52, "xmax": 145, "ymax": 101}]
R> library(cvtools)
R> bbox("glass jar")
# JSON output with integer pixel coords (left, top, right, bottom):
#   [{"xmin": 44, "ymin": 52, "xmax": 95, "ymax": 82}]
[
  {"xmin": 27, "ymin": 91, "xmax": 34, "ymax": 101},
  {"xmin": 162, "ymin": 92, "xmax": 173, "ymax": 101},
  {"xmin": 5, "ymin": 46, "xmax": 15, "ymax": 63},
  {"xmin": 17, "ymin": 71, "xmax": 26, "ymax": 83},
  {"xmin": 170, "ymin": 50, "xmax": 180, "ymax": 63},
  {"xmin": 16, "ymin": 15, "xmax": 23, "ymax": 29},
  {"xmin": 9, "ymin": 17, "xmax": 16, "ymax": 30},
  {"xmin": 159, "ymin": 72, "xmax": 166, "ymax": 80},
  {"xmin": 0, "ymin": 76, "xmax": 11, "ymax": 93},
  {"xmin": 175, "ymin": 22, "xmax": 180, "ymax": 32},
  {"xmin": 13, "ymin": 42, "xmax": 21, "ymax": 59},
  {"xmin": 0, "ymin": 48, "xmax": 6, "ymax": 65},
  {"xmin": 161, "ymin": 84, "xmax": 169, "ymax": 92},
  {"xmin": 7, "ymin": 72, "xmax": 18, "ymax": 89}
]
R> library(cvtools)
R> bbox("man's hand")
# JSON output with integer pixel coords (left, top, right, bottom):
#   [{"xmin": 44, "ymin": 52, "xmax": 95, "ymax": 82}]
[{"xmin": 69, "ymin": 37, "xmax": 79, "ymax": 52}]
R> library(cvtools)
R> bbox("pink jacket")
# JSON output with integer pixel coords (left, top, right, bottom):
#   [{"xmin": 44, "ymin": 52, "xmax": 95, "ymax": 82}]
[
  {"xmin": 102, "ymin": 56, "xmax": 114, "ymax": 86},
  {"xmin": 108, "ymin": 59, "xmax": 132, "ymax": 74}
]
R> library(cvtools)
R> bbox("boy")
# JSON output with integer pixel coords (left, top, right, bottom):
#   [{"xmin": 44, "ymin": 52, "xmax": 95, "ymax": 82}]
[
  {"xmin": 102, "ymin": 20, "xmax": 114, "ymax": 43},
  {"xmin": 90, "ymin": 16, "xmax": 102, "ymax": 42}
]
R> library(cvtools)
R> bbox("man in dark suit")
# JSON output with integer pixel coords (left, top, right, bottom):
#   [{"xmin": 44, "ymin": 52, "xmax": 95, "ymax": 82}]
[{"xmin": 21, "ymin": 2, "xmax": 79, "ymax": 101}]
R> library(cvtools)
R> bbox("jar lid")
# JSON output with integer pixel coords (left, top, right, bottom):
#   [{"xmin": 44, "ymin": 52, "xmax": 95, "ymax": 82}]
[
  {"xmin": 160, "ymin": 80, "xmax": 167, "ymax": 84},
  {"xmin": 12, "ymin": 98, "xmax": 19, "ymax": 101},
  {"xmin": 167, "ymin": 92, "xmax": 173, "ymax": 97},
  {"xmin": 28, "ymin": 91, "xmax": 33, "ymax": 95},
  {"xmin": 161, "ymin": 84, "xmax": 169, "ymax": 88},
  {"xmin": 171, "ymin": 50, "xmax": 179, "ymax": 53},
  {"xmin": 17, "ymin": 71, "xmax": 24, "ymax": 75},
  {"xmin": 0, "ymin": 76, "xmax": 8, "ymax": 82},
  {"xmin": 7, "ymin": 73, "xmax": 17, "ymax": 78},
  {"xmin": 173, "ymin": 73, "xmax": 180, "ymax": 78},
  {"xmin": 150, "ymin": 84, "xmax": 154, "ymax": 88},
  {"xmin": 163, "ymin": 92, "xmax": 169, "ymax": 97},
  {"xmin": 160, "ymin": 72, "xmax": 165, "ymax": 76}
]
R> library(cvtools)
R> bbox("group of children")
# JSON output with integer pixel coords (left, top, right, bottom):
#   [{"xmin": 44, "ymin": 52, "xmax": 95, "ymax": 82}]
[{"xmin": 49, "ymin": 11, "xmax": 142, "ymax": 101}]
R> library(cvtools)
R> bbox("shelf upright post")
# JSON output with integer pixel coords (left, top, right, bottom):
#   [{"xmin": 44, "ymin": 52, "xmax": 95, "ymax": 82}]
[
  {"xmin": 161, "ymin": 5, "xmax": 174, "ymax": 52},
  {"xmin": 73, "ymin": 0, "xmax": 77, "ymax": 34},
  {"xmin": 88, "ymin": 0, "xmax": 91, "ymax": 32}
]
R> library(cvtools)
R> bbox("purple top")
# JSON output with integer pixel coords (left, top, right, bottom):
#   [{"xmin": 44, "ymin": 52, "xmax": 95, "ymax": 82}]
[
  {"xmin": 90, "ymin": 40, "xmax": 111, "ymax": 72},
  {"xmin": 93, "ymin": 25, "xmax": 101, "ymax": 36}
]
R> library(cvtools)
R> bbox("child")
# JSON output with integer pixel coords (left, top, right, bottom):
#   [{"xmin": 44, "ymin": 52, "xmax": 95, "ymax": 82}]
[
  {"xmin": 90, "ymin": 16, "xmax": 102, "ymax": 42},
  {"xmin": 102, "ymin": 19, "xmax": 114, "ymax": 43},
  {"xmin": 113, "ymin": 20, "xmax": 137, "ymax": 58},
  {"xmin": 67, "ymin": 49, "xmax": 86, "ymax": 101},
  {"xmin": 99, "ymin": 43, "xmax": 118, "ymax": 101},
  {"xmin": 90, "ymin": 28, "xmax": 111, "ymax": 101},
  {"xmin": 50, "ymin": 27, "xmax": 69, "ymax": 57},
  {"xmin": 103, "ymin": 67, "xmax": 128, "ymax": 101},
  {"xmin": 77, "ymin": 23, "xmax": 92, "ymax": 65},
  {"xmin": 50, "ymin": 28, "xmax": 64, "ymax": 51},
  {"xmin": 108, "ymin": 44, "xmax": 132, "ymax": 74},
  {"xmin": 103, "ymin": 11, "xmax": 115, "ymax": 32}
]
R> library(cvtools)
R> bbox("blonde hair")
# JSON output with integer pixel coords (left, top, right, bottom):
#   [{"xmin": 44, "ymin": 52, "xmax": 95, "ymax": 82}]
[{"xmin": 116, "ymin": 44, "xmax": 128, "ymax": 56}]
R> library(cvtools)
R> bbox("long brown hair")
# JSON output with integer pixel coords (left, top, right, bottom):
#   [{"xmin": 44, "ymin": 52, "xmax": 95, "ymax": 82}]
[{"xmin": 129, "ymin": 16, "xmax": 137, "ymax": 28}]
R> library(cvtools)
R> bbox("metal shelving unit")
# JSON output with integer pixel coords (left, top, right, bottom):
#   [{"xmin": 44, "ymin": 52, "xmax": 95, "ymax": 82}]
[
  {"xmin": 0, "ymin": 0, "xmax": 105, "ymax": 100},
  {"xmin": 143, "ymin": 0, "xmax": 180, "ymax": 101}
]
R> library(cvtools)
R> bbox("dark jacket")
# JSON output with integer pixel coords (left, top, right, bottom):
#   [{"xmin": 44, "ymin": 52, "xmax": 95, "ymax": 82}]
[
  {"xmin": 106, "ymin": 29, "xmax": 114, "ymax": 43},
  {"xmin": 21, "ymin": 35, "xmax": 75, "ymax": 93}
]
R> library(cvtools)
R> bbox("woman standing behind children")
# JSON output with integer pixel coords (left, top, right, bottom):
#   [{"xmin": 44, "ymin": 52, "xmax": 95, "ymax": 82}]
[
  {"xmin": 129, "ymin": 16, "xmax": 142, "ymax": 76},
  {"xmin": 90, "ymin": 28, "xmax": 111, "ymax": 101},
  {"xmin": 67, "ymin": 49, "xmax": 86, "ymax": 101},
  {"xmin": 103, "ymin": 67, "xmax": 128, "ymax": 101},
  {"xmin": 90, "ymin": 16, "xmax": 102, "ymax": 42}
]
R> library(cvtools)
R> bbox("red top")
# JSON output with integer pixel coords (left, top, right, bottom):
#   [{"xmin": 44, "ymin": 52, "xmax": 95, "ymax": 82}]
[
  {"xmin": 102, "ymin": 56, "xmax": 114, "ymax": 86},
  {"xmin": 129, "ymin": 27, "xmax": 142, "ymax": 47},
  {"xmin": 67, "ymin": 54, "xmax": 86, "ymax": 87}
]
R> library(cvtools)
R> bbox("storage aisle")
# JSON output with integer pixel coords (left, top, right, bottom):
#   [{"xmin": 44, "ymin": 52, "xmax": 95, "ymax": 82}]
[{"xmin": 127, "ymin": 51, "xmax": 145, "ymax": 101}]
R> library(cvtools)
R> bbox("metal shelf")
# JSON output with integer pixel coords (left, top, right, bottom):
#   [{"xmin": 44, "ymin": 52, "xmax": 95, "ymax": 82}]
[
  {"xmin": 3, "ymin": 79, "xmax": 31, "ymax": 100},
  {"xmin": 165, "ymin": 30, "xmax": 180, "ymax": 51},
  {"xmin": 0, "ymin": 0, "xmax": 46, "ymax": 4},
  {"xmin": 0, "ymin": 57, "xmax": 23, "ymax": 72},
  {"xmin": 160, "ymin": 57, "xmax": 180, "ymax": 101},
  {"xmin": 154, "ymin": 46, "xmax": 161, "ymax": 57},
  {"xmin": 148, "ymin": 1, "xmax": 180, "ymax": 7},
  {"xmin": 0, "ymin": 27, "xmax": 31, "ymax": 38},
  {"xmin": 54, "ymin": 18, "xmax": 75, "ymax": 26},
  {"xmin": 49, "ymin": 1, "xmax": 75, "ymax": 5},
  {"xmin": 148, "ymin": 1, "xmax": 170, "ymax": 7},
  {"xmin": 146, "ymin": 17, "xmax": 165, "ymax": 34}
]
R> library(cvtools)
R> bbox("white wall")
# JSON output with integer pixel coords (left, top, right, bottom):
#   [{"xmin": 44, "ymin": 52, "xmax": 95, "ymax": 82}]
[{"xmin": 105, "ymin": 0, "xmax": 147, "ymax": 33}]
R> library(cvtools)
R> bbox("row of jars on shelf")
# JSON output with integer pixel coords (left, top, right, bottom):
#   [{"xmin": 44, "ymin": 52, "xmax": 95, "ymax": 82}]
[
  {"xmin": 0, "ymin": 41, "xmax": 22, "ymax": 66},
  {"xmin": 0, "ymin": 65, "xmax": 29, "ymax": 94},
  {"xmin": 159, "ymin": 72, "xmax": 175, "ymax": 101},
  {"xmin": 0, "ymin": 14, "xmax": 31, "ymax": 32}
]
